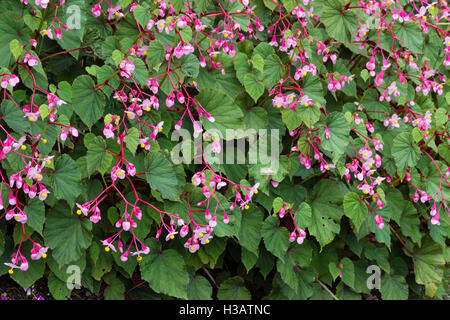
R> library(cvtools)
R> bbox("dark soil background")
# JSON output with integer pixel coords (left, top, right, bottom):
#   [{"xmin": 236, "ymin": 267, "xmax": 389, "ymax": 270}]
[{"xmin": 0, "ymin": 275, "xmax": 99, "ymax": 300}]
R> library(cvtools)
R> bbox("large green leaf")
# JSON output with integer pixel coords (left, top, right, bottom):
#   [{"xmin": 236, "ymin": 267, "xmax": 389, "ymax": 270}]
[
  {"xmin": 187, "ymin": 274, "xmax": 213, "ymax": 300},
  {"xmin": 343, "ymin": 192, "xmax": 368, "ymax": 231},
  {"xmin": 86, "ymin": 135, "xmax": 113, "ymax": 175},
  {"xmin": 24, "ymin": 198, "xmax": 45, "ymax": 236},
  {"xmin": 198, "ymin": 89, "xmax": 244, "ymax": 140},
  {"xmin": 0, "ymin": 12, "xmax": 28, "ymax": 67},
  {"xmin": 319, "ymin": 112, "xmax": 350, "ymax": 160},
  {"xmin": 321, "ymin": 0, "xmax": 358, "ymax": 43},
  {"xmin": 72, "ymin": 75, "xmax": 106, "ymax": 128},
  {"xmin": 140, "ymin": 248, "xmax": 189, "ymax": 299},
  {"xmin": 243, "ymin": 73, "xmax": 264, "ymax": 102},
  {"xmin": 217, "ymin": 276, "xmax": 251, "ymax": 300},
  {"xmin": 44, "ymin": 202, "xmax": 92, "ymax": 266},
  {"xmin": 412, "ymin": 237, "xmax": 445, "ymax": 297},
  {"xmin": 238, "ymin": 207, "xmax": 263, "ymax": 255},
  {"xmin": 51, "ymin": 154, "xmax": 82, "ymax": 207},
  {"xmin": 1, "ymin": 100, "xmax": 30, "ymax": 133},
  {"xmin": 309, "ymin": 180, "xmax": 344, "ymax": 249},
  {"xmin": 261, "ymin": 216, "xmax": 290, "ymax": 261},
  {"xmin": 145, "ymin": 151, "xmax": 182, "ymax": 201},
  {"xmin": 380, "ymin": 274, "xmax": 408, "ymax": 300},
  {"xmin": 391, "ymin": 132, "xmax": 421, "ymax": 174}
]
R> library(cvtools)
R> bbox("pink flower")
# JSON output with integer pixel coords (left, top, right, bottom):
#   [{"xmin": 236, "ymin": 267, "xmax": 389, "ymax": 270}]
[
  {"xmin": 126, "ymin": 163, "xmax": 136, "ymax": 176},
  {"xmin": 60, "ymin": 128, "xmax": 68, "ymax": 141},
  {"xmin": 211, "ymin": 140, "xmax": 221, "ymax": 153},
  {"xmin": 92, "ymin": 3, "xmax": 101, "ymax": 17},
  {"xmin": 297, "ymin": 229, "xmax": 307, "ymax": 244},
  {"xmin": 324, "ymin": 126, "xmax": 331, "ymax": 139},
  {"xmin": 374, "ymin": 215, "xmax": 384, "ymax": 230}
]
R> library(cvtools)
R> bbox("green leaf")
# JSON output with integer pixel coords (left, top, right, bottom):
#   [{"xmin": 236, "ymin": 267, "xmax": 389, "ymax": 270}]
[
  {"xmin": 145, "ymin": 151, "xmax": 182, "ymax": 201},
  {"xmin": 86, "ymin": 136, "xmax": 113, "ymax": 175},
  {"xmin": 394, "ymin": 22, "xmax": 423, "ymax": 54},
  {"xmin": 187, "ymin": 274, "xmax": 213, "ymax": 300},
  {"xmin": 11, "ymin": 258, "xmax": 45, "ymax": 290},
  {"xmin": 51, "ymin": 154, "xmax": 82, "ymax": 207},
  {"xmin": 262, "ymin": 216, "xmax": 290, "ymax": 261},
  {"xmin": 217, "ymin": 276, "xmax": 251, "ymax": 300},
  {"xmin": 147, "ymin": 40, "xmax": 165, "ymax": 69},
  {"xmin": 321, "ymin": 0, "xmax": 358, "ymax": 44},
  {"xmin": 0, "ymin": 12, "xmax": 28, "ymax": 67},
  {"xmin": 297, "ymin": 104, "xmax": 321, "ymax": 128},
  {"xmin": 104, "ymin": 278, "xmax": 125, "ymax": 300},
  {"xmin": 72, "ymin": 75, "xmax": 106, "ymax": 128},
  {"xmin": 140, "ymin": 248, "xmax": 189, "ymax": 299},
  {"xmin": 44, "ymin": 202, "xmax": 92, "ymax": 266},
  {"xmin": 319, "ymin": 112, "xmax": 350, "ymax": 160},
  {"xmin": 343, "ymin": 192, "xmax": 368, "ymax": 230},
  {"xmin": 24, "ymin": 198, "xmax": 45, "ymax": 235},
  {"xmin": 277, "ymin": 242, "xmax": 313, "ymax": 291},
  {"xmin": 1, "ymin": 100, "xmax": 30, "ymax": 133},
  {"xmin": 181, "ymin": 54, "xmax": 200, "ymax": 78},
  {"xmin": 302, "ymin": 76, "xmax": 326, "ymax": 106},
  {"xmin": 263, "ymin": 54, "xmax": 282, "ymax": 88},
  {"xmin": 244, "ymin": 107, "xmax": 268, "ymax": 131},
  {"xmin": 124, "ymin": 127, "xmax": 140, "ymax": 155},
  {"xmin": 198, "ymin": 89, "xmax": 244, "ymax": 140},
  {"xmin": 243, "ymin": 73, "xmax": 264, "ymax": 102},
  {"xmin": 48, "ymin": 273, "xmax": 72, "ymax": 300},
  {"xmin": 133, "ymin": 5, "xmax": 151, "ymax": 28},
  {"xmin": 9, "ymin": 39, "xmax": 22, "ymax": 60},
  {"xmin": 238, "ymin": 208, "xmax": 263, "ymax": 255},
  {"xmin": 413, "ymin": 237, "xmax": 445, "ymax": 297},
  {"xmin": 380, "ymin": 274, "xmax": 408, "ymax": 300},
  {"xmin": 251, "ymin": 53, "xmax": 264, "ymax": 72},
  {"xmin": 340, "ymin": 257, "xmax": 355, "ymax": 288},
  {"xmin": 309, "ymin": 180, "xmax": 344, "ymax": 249},
  {"xmin": 391, "ymin": 132, "xmax": 421, "ymax": 173}
]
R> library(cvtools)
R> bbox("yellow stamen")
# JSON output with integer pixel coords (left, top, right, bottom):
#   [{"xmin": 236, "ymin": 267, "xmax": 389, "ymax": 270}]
[
  {"xmin": 8, "ymin": 269, "xmax": 14, "ymax": 275},
  {"xmin": 105, "ymin": 247, "xmax": 110, "ymax": 252},
  {"xmin": 137, "ymin": 256, "xmax": 142, "ymax": 261},
  {"xmin": 42, "ymin": 253, "xmax": 47, "ymax": 259},
  {"xmin": 29, "ymin": 117, "xmax": 34, "ymax": 122},
  {"xmin": 42, "ymin": 139, "xmax": 47, "ymax": 144},
  {"xmin": 21, "ymin": 145, "xmax": 26, "ymax": 150},
  {"xmin": 199, "ymin": 233, "xmax": 204, "ymax": 238},
  {"xmin": 76, "ymin": 209, "xmax": 82, "ymax": 215}
]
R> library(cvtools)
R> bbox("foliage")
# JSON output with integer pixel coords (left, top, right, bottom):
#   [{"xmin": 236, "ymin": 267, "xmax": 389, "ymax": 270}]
[{"xmin": 0, "ymin": 0, "xmax": 448, "ymax": 301}]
